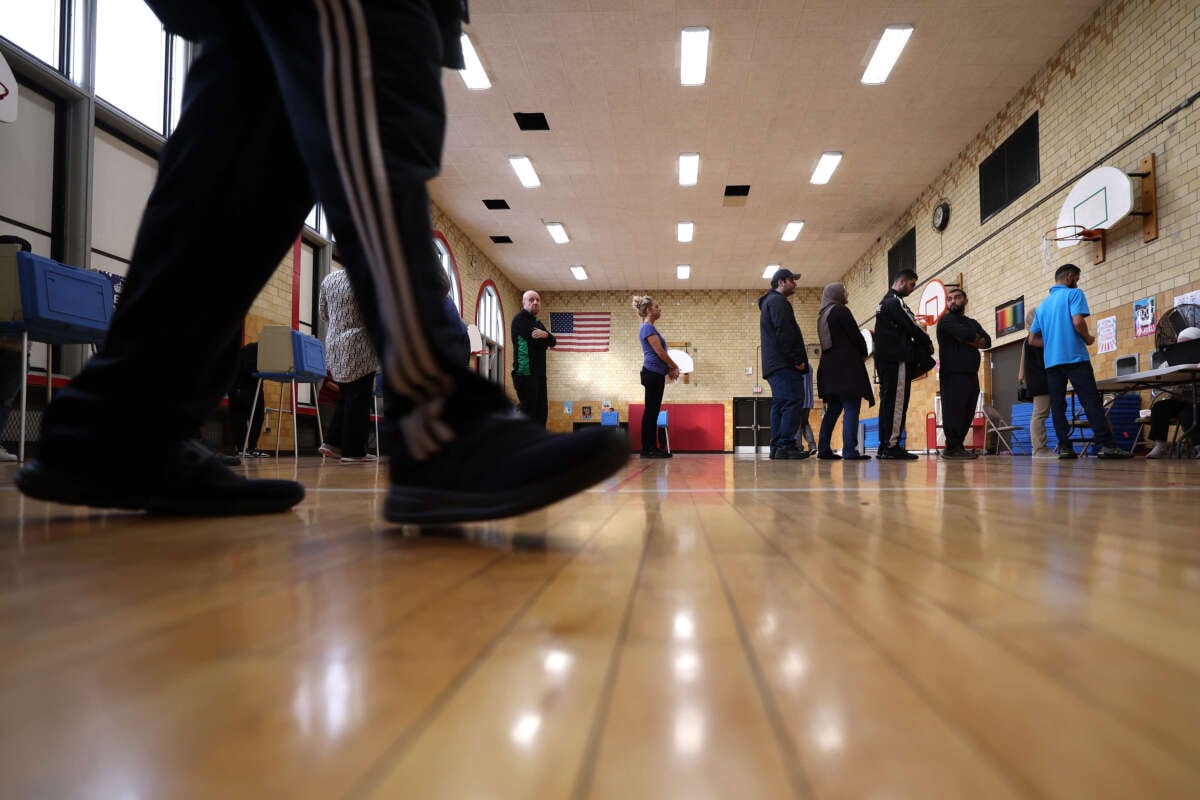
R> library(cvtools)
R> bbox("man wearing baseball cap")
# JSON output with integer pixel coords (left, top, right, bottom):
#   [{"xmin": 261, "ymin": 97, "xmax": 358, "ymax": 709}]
[{"xmin": 759, "ymin": 268, "xmax": 811, "ymax": 459}]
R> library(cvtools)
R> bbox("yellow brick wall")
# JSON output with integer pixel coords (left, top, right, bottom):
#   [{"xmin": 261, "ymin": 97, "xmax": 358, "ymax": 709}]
[
  {"xmin": 839, "ymin": 0, "xmax": 1200, "ymax": 450},
  {"xmin": 539, "ymin": 288, "xmax": 822, "ymax": 449}
]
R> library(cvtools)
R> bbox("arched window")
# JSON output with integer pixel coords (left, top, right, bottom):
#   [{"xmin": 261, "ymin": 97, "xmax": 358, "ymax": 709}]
[
  {"xmin": 476, "ymin": 281, "xmax": 504, "ymax": 347},
  {"xmin": 474, "ymin": 281, "xmax": 505, "ymax": 386},
  {"xmin": 433, "ymin": 232, "xmax": 463, "ymax": 315}
]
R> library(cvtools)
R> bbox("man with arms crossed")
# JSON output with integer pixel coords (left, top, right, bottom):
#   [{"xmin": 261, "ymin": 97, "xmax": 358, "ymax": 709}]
[{"xmin": 936, "ymin": 287, "xmax": 990, "ymax": 459}]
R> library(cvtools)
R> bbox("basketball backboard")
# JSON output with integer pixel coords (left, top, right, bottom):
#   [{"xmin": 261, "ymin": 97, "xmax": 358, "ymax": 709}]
[
  {"xmin": 1054, "ymin": 166, "xmax": 1133, "ymax": 247},
  {"xmin": 917, "ymin": 279, "xmax": 948, "ymax": 322}
]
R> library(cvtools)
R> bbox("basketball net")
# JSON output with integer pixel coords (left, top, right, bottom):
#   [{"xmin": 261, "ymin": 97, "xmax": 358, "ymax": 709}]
[{"xmin": 1040, "ymin": 225, "xmax": 1097, "ymax": 275}]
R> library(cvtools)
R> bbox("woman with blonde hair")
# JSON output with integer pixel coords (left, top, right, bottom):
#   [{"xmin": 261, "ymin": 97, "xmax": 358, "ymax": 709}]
[{"xmin": 633, "ymin": 295, "xmax": 681, "ymax": 458}]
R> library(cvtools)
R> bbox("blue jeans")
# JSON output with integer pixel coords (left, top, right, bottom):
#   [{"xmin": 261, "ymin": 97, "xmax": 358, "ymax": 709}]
[
  {"xmin": 818, "ymin": 394, "xmax": 862, "ymax": 455},
  {"xmin": 1046, "ymin": 360, "xmax": 1112, "ymax": 449},
  {"xmin": 766, "ymin": 368, "xmax": 805, "ymax": 451}
]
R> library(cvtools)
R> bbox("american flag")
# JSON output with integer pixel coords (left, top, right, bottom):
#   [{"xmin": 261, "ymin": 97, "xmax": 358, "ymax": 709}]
[{"xmin": 549, "ymin": 311, "xmax": 611, "ymax": 352}]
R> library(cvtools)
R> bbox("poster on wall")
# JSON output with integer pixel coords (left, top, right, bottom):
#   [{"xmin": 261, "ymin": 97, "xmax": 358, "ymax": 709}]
[
  {"xmin": 1174, "ymin": 289, "xmax": 1200, "ymax": 308},
  {"xmin": 1096, "ymin": 315, "xmax": 1118, "ymax": 354},
  {"xmin": 994, "ymin": 296, "xmax": 1025, "ymax": 337},
  {"xmin": 563, "ymin": 401, "xmax": 573, "ymax": 415},
  {"xmin": 1133, "ymin": 296, "xmax": 1156, "ymax": 338}
]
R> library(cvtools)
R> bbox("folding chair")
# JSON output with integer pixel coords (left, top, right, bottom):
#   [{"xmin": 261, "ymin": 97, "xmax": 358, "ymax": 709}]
[
  {"xmin": 656, "ymin": 410, "xmax": 670, "ymax": 454},
  {"xmin": 983, "ymin": 405, "xmax": 1024, "ymax": 455}
]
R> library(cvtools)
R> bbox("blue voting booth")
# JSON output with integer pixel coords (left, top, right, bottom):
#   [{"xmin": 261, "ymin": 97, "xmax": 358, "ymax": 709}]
[
  {"xmin": 247, "ymin": 326, "xmax": 327, "ymax": 458},
  {"xmin": 0, "ymin": 249, "xmax": 114, "ymax": 461}
]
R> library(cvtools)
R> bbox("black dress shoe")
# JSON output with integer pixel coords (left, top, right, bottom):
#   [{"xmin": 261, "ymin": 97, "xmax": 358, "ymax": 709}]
[{"xmin": 16, "ymin": 439, "xmax": 304, "ymax": 515}]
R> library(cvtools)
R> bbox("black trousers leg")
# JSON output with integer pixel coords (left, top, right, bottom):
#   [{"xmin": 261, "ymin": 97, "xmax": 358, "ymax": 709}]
[
  {"xmin": 334, "ymin": 372, "xmax": 376, "ymax": 457},
  {"xmin": 641, "ymin": 369, "xmax": 666, "ymax": 451},
  {"xmin": 876, "ymin": 359, "xmax": 899, "ymax": 450},
  {"xmin": 940, "ymin": 372, "xmax": 978, "ymax": 450}
]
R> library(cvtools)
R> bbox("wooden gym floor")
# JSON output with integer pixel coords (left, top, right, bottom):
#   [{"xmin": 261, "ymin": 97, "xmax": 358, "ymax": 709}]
[{"xmin": 2, "ymin": 454, "xmax": 1199, "ymax": 798}]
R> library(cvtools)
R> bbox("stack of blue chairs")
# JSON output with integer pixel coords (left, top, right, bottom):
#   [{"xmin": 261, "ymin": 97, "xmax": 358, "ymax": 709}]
[
  {"xmin": 1010, "ymin": 394, "xmax": 1141, "ymax": 455},
  {"xmin": 861, "ymin": 418, "xmax": 905, "ymax": 452}
]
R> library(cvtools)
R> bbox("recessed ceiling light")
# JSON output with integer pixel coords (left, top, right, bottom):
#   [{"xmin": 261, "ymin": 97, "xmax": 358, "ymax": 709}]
[
  {"xmin": 810, "ymin": 152, "xmax": 843, "ymax": 185},
  {"xmin": 677, "ymin": 221, "xmax": 694, "ymax": 243},
  {"xmin": 678, "ymin": 152, "xmax": 700, "ymax": 186},
  {"xmin": 861, "ymin": 25, "xmax": 914, "ymax": 85},
  {"xmin": 680, "ymin": 27, "xmax": 710, "ymax": 86},
  {"xmin": 781, "ymin": 221, "xmax": 805, "ymax": 241},
  {"xmin": 763, "ymin": 264, "xmax": 779, "ymax": 279},
  {"xmin": 676, "ymin": 264, "xmax": 691, "ymax": 280},
  {"xmin": 570, "ymin": 265, "xmax": 588, "ymax": 281},
  {"xmin": 545, "ymin": 222, "xmax": 569, "ymax": 244},
  {"xmin": 508, "ymin": 155, "xmax": 541, "ymax": 188},
  {"xmin": 459, "ymin": 33, "xmax": 491, "ymax": 90}
]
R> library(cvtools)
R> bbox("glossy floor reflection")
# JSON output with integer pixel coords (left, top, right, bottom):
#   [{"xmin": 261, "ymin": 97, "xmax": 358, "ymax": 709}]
[{"xmin": 2, "ymin": 454, "xmax": 1200, "ymax": 798}]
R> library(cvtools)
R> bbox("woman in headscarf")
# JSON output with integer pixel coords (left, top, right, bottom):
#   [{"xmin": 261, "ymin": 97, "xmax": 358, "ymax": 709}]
[{"xmin": 815, "ymin": 282, "xmax": 875, "ymax": 460}]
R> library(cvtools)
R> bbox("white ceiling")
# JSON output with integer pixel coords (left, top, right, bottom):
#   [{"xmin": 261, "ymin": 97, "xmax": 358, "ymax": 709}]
[{"xmin": 431, "ymin": 0, "xmax": 1102, "ymax": 291}]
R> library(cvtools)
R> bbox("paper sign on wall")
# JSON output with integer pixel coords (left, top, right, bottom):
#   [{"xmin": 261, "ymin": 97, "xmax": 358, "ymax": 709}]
[
  {"xmin": 1174, "ymin": 290, "xmax": 1200, "ymax": 308},
  {"xmin": 1096, "ymin": 316, "xmax": 1117, "ymax": 354},
  {"xmin": 1133, "ymin": 297, "xmax": 1156, "ymax": 338}
]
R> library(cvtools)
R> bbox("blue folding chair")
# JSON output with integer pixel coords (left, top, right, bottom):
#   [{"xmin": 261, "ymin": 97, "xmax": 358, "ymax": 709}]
[
  {"xmin": 656, "ymin": 409, "xmax": 670, "ymax": 454},
  {"xmin": 601, "ymin": 410, "xmax": 619, "ymax": 427}
]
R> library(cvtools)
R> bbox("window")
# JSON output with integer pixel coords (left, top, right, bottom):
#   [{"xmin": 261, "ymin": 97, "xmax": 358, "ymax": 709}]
[
  {"xmin": 1, "ymin": 0, "xmax": 62, "ymax": 69},
  {"xmin": 475, "ymin": 281, "xmax": 505, "ymax": 386},
  {"xmin": 887, "ymin": 227, "xmax": 916, "ymax": 285},
  {"xmin": 95, "ymin": 0, "xmax": 167, "ymax": 131},
  {"xmin": 433, "ymin": 233, "xmax": 462, "ymax": 315},
  {"xmin": 476, "ymin": 282, "xmax": 504, "ymax": 347},
  {"xmin": 979, "ymin": 112, "xmax": 1040, "ymax": 223}
]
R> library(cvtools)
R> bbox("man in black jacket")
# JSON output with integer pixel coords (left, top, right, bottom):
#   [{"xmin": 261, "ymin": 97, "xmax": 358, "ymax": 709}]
[
  {"xmin": 874, "ymin": 269, "xmax": 932, "ymax": 460},
  {"xmin": 511, "ymin": 290, "xmax": 556, "ymax": 426},
  {"xmin": 936, "ymin": 288, "xmax": 991, "ymax": 459},
  {"xmin": 759, "ymin": 268, "xmax": 810, "ymax": 460}
]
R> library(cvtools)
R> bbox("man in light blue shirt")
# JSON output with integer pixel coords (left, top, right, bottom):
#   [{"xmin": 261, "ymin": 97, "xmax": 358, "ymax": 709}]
[{"xmin": 1028, "ymin": 264, "xmax": 1132, "ymax": 459}]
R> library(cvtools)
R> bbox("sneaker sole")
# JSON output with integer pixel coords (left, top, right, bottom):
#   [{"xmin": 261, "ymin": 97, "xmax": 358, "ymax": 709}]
[
  {"xmin": 384, "ymin": 436, "xmax": 630, "ymax": 525},
  {"xmin": 15, "ymin": 462, "xmax": 305, "ymax": 516}
]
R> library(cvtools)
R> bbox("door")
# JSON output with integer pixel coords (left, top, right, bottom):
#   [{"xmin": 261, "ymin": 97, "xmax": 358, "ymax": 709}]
[
  {"xmin": 988, "ymin": 340, "xmax": 1024, "ymax": 422},
  {"xmin": 733, "ymin": 397, "xmax": 773, "ymax": 453}
]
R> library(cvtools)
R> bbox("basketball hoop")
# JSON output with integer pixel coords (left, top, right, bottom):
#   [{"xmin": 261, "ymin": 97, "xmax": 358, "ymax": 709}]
[
  {"xmin": 914, "ymin": 314, "xmax": 936, "ymax": 328},
  {"xmin": 1040, "ymin": 224, "xmax": 1102, "ymax": 273}
]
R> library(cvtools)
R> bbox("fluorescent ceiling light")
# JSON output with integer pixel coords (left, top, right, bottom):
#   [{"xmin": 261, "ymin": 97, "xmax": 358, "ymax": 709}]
[
  {"xmin": 459, "ymin": 33, "xmax": 492, "ymax": 90},
  {"xmin": 680, "ymin": 27, "xmax": 710, "ymax": 86},
  {"xmin": 570, "ymin": 265, "xmax": 588, "ymax": 281},
  {"xmin": 810, "ymin": 152, "xmax": 843, "ymax": 185},
  {"xmin": 678, "ymin": 152, "xmax": 700, "ymax": 186},
  {"xmin": 545, "ymin": 222, "xmax": 569, "ymax": 244},
  {"xmin": 676, "ymin": 264, "xmax": 691, "ymax": 280},
  {"xmin": 508, "ymin": 155, "xmax": 541, "ymax": 188},
  {"xmin": 763, "ymin": 264, "xmax": 779, "ymax": 279},
  {"xmin": 677, "ymin": 221, "xmax": 694, "ymax": 243},
  {"xmin": 781, "ymin": 221, "xmax": 805, "ymax": 242},
  {"xmin": 861, "ymin": 25, "xmax": 914, "ymax": 85}
]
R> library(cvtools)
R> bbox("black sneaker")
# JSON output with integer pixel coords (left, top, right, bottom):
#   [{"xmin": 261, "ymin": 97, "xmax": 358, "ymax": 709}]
[
  {"xmin": 1096, "ymin": 444, "xmax": 1133, "ymax": 459},
  {"xmin": 816, "ymin": 451, "xmax": 842, "ymax": 460},
  {"xmin": 15, "ymin": 439, "xmax": 305, "ymax": 515},
  {"xmin": 384, "ymin": 413, "xmax": 629, "ymax": 525},
  {"xmin": 1057, "ymin": 446, "xmax": 1079, "ymax": 460},
  {"xmin": 640, "ymin": 449, "xmax": 669, "ymax": 459},
  {"xmin": 770, "ymin": 446, "xmax": 808, "ymax": 460},
  {"xmin": 843, "ymin": 452, "xmax": 872, "ymax": 461},
  {"xmin": 879, "ymin": 446, "xmax": 918, "ymax": 460},
  {"xmin": 940, "ymin": 447, "xmax": 977, "ymax": 460}
]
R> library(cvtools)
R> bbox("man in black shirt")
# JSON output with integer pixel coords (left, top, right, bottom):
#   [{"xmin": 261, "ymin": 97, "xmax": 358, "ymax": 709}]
[
  {"xmin": 511, "ymin": 290, "xmax": 556, "ymax": 426},
  {"xmin": 874, "ymin": 269, "xmax": 932, "ymax": 459},
  {"xmin": 759, "ymin": 268, "xmax": 811, "ymax": 460},
  {"xmin": 936, "ymin": 288, "xmax": 991, "ymax": 459}
]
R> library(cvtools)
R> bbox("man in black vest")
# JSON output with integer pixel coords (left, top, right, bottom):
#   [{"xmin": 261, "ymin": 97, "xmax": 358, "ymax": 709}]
[
  {"xmin": 874, "ymin": 269, "xmax": 932, "ymax": 460},
  {"xmin": 936, "ymin": 288, "xmax": 991, "ymax": 459}
]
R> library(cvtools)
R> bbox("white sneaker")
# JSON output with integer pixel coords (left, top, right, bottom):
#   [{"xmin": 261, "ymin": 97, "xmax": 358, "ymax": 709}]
[
  {"xmin": 340, "ymin": 453, "xmax": 378, "ymax": 463},
  {"xmin": 1146, "ymin": 442, "xmax": 1172, "ymax": 459},
  {"xmin": 0, "ymin": 445, "xmax": 17, "ymax": 462},
  {"xmin": 318, "ymin": 443, "xmax": 341, "ymax": 458},
  {"xmin": 1031, "ymin": 447, "xmax": 1058, "ymax": 459}
]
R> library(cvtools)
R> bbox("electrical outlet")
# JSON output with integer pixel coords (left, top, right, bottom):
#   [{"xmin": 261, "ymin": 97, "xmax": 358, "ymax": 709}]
[{"xmin": 744, "ymin": 367, "xmax": 753, "ymax": 375}]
